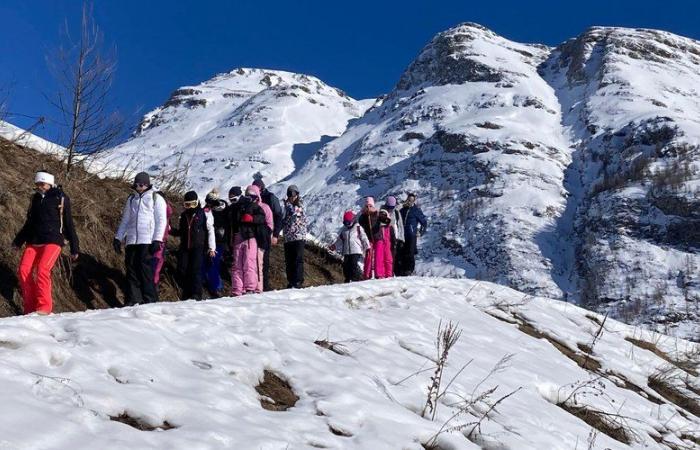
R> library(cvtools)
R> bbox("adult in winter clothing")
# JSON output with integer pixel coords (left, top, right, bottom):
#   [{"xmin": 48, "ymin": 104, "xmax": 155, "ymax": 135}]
[
  {"xmin": 384, "ymin": 196, "xmax": 405, "ymax": 275},
  {"xmin": 202, "ymin": 189, "xmax": 228, "ymax": 297},
  {"xmin": 223, "ymin": 186, "xmax": 243, "ymax": 270},
  {"xmin": 397, "ymin": 193, "xmax": 427, "ymax": 276},
  {"xmin": 229, "ymin": 187, "xmax": 267, "ymax": 296},
  {"xmin": 253, "ymin": 178, "xmax": 283, "ymax": 291},
  {"xmin": 374, "ymin": 208, "xmax": 396, "ymax": 279},
  {"xmin": 171, "ymin": 191, "xmax": 216, "ymax": 300},
  {"xmin": 152, "ymin": 193, "xmax": 173, "ymax": 286},
  {"xmin": 358, "ymin": 197, "xmax": 379, "ymax": 279},
  {"xmin": 330, "ymin": 210, "xmax": 370, "ymax": 282},
  {"xmin": 13, "ymin": 171, "xmax": 80, "ymax": 314},
  {"xmin": 246, "ymin": 184, "xmax": 273, "ymax": 293},
  {"xmin": 114, "ymin": 172, "xmax": 168, "ymax": 305},
  {"xmin": 282, "ymin": 185, "xmax": 307, "ymax": 289}
]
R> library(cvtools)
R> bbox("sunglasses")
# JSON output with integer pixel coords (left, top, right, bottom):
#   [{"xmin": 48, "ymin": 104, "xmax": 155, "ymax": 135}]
[
  {"xmin": 229, "ymin": 195, "xmax": 240, "ymax": 202},
  {"xmin": 183, "ymin": 200, "xmax": 198, "ymax": 208},
  {"xmin": 135, "ymin": 183, "xmax": 149, "ymax": 188}
]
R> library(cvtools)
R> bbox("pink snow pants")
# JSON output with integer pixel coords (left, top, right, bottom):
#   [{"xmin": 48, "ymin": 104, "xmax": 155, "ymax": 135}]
[
  {"xmin": 374, "ymin": 238, "xmax": 393, "ymax": 279},
  {"xmin": 231, "ymin": 234, "xmax": 263, "ymax": 296},
  {"xmin": 363, "ymin": 244, "xmax": 374, "ymax": 280}
]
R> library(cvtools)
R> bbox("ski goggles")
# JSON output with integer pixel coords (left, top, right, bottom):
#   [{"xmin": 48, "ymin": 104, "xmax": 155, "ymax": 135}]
[
  {"xmin": 229, "ymin": 195, "xmax": 240, "ymax": 203},
  {"xmin": 134, "ymin": 183, "xmax": 149, "ymax": 189},
  {"xmin": 183, "ymin": 200, "xmax": 198, "ymax": 209}
]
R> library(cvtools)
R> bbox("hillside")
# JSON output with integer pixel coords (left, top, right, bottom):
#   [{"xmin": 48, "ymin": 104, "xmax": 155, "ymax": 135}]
[
  {"xmin": 282, "ymin": 23, "xmax": 700, "ymax": 340},
  {"xmin": 0, "ymin": 278, "xmax": 698, "ymax": 449},
  {"xmin": 98, "ymin": 68, "xmax": 372, "ymax": 194},
  {"xmin": 0, "ymin": 135, "xmax": 344, "ymax": 317}
]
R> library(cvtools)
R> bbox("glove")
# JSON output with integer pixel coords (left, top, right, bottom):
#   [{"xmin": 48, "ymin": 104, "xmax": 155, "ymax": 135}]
[
  {"xmin": 418, "ymin": 227, "xmax": 426, "ymax": 236},
  {"xmin": 113, "ymin": 238, "xmax": 122, "ymax": 254},
  {"xmin": 241, "ymin": 213, "xmax": 253, "ymax": 223},
  {"xmin": 149, "ymin": 241, "xmax": 162, "ymax": 255}
]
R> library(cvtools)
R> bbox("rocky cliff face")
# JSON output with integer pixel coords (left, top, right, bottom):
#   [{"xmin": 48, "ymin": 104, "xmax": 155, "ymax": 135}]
[{"xmin": 284, "ymin": 24, "xmax": 700, "ymax": 339}]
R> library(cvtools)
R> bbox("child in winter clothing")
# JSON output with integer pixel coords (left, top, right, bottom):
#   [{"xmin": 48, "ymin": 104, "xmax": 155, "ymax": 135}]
[
  {"xmin": 330, "ymin": 210, "xmax": 370, "ymax": 282},
  {"xmin": 374, "ymin": 208, "xmax": 396, "ymax": 279},
  {"xmin": 202, "ymin": 189, "xmax": 228, "ymax": 297},
  {"xmin": 229, "ymin": 186, "xmax": 267, "ymax": 296},
  {"xmin": 171, "ymin": 191, "xmax": 216, "ymax": 300},
  {"xmin": 246, "ymin": 184, "xmax": 273, "ymax": 293}
]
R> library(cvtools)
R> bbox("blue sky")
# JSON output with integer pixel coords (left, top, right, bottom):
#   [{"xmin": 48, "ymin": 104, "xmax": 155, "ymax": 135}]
[{"xmin": 1, "ymin": 0, "xmax": 699, "ymax": 143}]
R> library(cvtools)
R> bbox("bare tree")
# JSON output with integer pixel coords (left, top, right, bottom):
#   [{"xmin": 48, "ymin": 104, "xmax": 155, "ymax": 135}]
[{"xmin": 46, "ymin": 1, "xmax": 123, "ymax": 175}]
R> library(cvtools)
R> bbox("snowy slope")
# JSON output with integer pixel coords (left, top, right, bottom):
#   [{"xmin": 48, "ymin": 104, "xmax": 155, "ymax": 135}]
[
  {"xmin": 282, "ymin": 23, "xmax": 700, "ymax": 340},
  {"xmin": 99, "ymin": 68, "xmax": 371, "ymax": 193},
  {"xmin": 0, "ymin": 120, "xmax": 64, "ymax": 155},
  {"xmin": 0, "ymin": 278, "xmax": 698, "ymax": 449}
]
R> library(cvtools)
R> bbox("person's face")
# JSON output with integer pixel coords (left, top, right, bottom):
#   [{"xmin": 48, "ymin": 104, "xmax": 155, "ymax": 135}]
[
  {"xmin": 134, "ymin": 183, "xmax": 148, "ymax": 194},
  {"xmin": 35, "ymin": 182, "xmax": 51, "ymax": 194},
  {"xmin": 183, "ymin": 200, "xmax": 198, "ymax": 209},
  {"xmin": 287, "ymin": 190, "xmax": 298, "ymax": 201},
  {"xmin": 407, "ymin": 196, "xmax": 416, "ymax": 206}
]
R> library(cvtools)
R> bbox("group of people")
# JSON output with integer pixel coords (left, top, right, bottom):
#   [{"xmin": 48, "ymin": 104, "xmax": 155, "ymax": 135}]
[
  {"xmin": 12, "ymin": 169, "xmax": 427, "ymax": 315},
  {"xmin": 330, "ymin": 194, "xmax": 427, "ymax": 282}
]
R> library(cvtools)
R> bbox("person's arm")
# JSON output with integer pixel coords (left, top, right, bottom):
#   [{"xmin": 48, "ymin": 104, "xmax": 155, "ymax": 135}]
[
  {"xmin": 62, "ymin": 195, "xmax": 80, "ymax": 256},
  {"xmin": 152, "ymin": 194, "xmax": 167, "ymax": 242},
  {"xmin": 359, "ymin": 226, "xmax": 370, "ymax": 252},
  {"xmin": 205, "ymin": 210, "xmax": 216, "ymax": 252},
  {"xmin": 115, "ymin": 197, "xmax": 131, "ymax": 241},
  {"xmin": 13, "ymin": 200, "xmax": 32, "ymax": 248},
  {"xmin": 270, "ymin": 193, "xmax": 284, "ymax": 238},
  {"xmin": 417, "ymin": 207, "xmax": 428, "ymax": 233}
]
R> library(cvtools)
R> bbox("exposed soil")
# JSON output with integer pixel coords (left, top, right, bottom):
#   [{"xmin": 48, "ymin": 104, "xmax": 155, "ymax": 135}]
[{"xmin": 255, "ymin": 370, "xmax": 299, "ymax": 411}]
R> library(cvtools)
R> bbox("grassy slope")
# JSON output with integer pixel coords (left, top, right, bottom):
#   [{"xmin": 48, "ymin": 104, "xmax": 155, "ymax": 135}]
[{"xmin": 0, "ymin": 137, "xmax": 343, "ymax": 316}]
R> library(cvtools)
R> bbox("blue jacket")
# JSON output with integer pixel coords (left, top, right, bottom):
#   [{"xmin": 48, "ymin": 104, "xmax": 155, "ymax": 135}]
[{"xmin": 400, "ymin": 205, "xmax": 427, "ymax": 238}]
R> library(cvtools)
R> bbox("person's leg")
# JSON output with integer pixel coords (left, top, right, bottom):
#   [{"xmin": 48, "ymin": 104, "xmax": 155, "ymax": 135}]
[
  {"xmin": 231, "ymin": 236, "xmax": 244, "ymax": 296},
  {"xmin": 349, "ymin": 254, "xmax": 362, "ymax": 281},
  {"xmin": 374, "ymin": 240, "xmax": 386, "ymax": 279},
  {"xmin": 284, "ymin": 242, "xmax": 294, "ymax": 288},
  {"xmin": 124, "ymin": 245, "xmax": 143, "ymax": 305},
  {"xmin": 33, "ymin": 244, "xmax": 62, "ymax": 314},
  {"xmin": 190, "ymin": 248, "xmax": 205, "ymax": 300},
  {"xmin": 260, "ymin": 247, "xmax": 270, "ymax": 291},
  {"xmin": 363, "ymin": 244, "xmax": 373, "ymax": 280},
  {"xmin": 212, "ymin": 244, "xmax": 224, "ymax": 294},
  {"xmin": 385, "ymin": 242, "xmax": 394, "ymax": 278},
  {"xmin": 243, "ymin": 239, "xmax": 259, "ymax": 293},
  {"xmin": 404, "ymin": 235, "xmax": 417, "ymax": 275},
  {"xmin": 255, "ymin": 248, "xmax": 264, "ymax": 293},
  {"xmin": 342, "ymin": 255, "xmax": 352, "ymax": 282},
  {"xmin": 17, "ymin": 245, "xmax": 39, "ymax": 314},
  {"xmin": 293, "ymin": 240, "xmax": 304, "ymax": 288},
  {"xmin": 152, "ymin": 244, "xmax": 165, "ymax": 286},
  {"xmin": 137, "ymin": 244, "xmax": 158, "ymax": 303}
]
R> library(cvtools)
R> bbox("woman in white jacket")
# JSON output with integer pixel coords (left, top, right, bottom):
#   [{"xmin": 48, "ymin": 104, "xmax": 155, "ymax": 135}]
[{"xmin": 113, "ymin": 172, "xmax": 168, "ymax": 305}]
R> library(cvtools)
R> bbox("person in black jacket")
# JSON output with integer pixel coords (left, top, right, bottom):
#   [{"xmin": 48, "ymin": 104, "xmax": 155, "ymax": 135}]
[
  {"xmin": 397, "ymin": 193, "xmax": 428, "ymax": 276},
  {"xmin": 229, "ymin": 190, "xmax": 267, "ymax": 296},
  {"xmin": 12, "ymin": 171, "xmax": 79, "ymax": 314},
  {"xmin": 202, "ymin": 189, "xmax": 228, "ymax": 297},
  {"xmin": 171, "ymin": 191, "xmax": 216, "ymax": 300},
  {"xmin": 252, "ymin": 178, "xmax": 283, "ymax": 291}
]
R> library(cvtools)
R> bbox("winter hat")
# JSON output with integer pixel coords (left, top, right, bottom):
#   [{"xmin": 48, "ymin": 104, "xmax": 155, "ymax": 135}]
[
  {"xmin": 34, "ymin": 171, "xmax": 55, "ymax": 186},
  {"xmin": 184, "ymin": 191, "xmax": 198, "ymax": 202},
  {"xmin": 252, "ymin": 178, "xmax": 265, "ymax": 191},
  {"xmin": 365, "ymin": 196, "xmax": 375, "ymax": 208},
  {"xmin": 246, "ymin": 184, "xmax": 260, "ymax": 198},
  {"xmin": 134, "ymin": 172, "xmax": 150, "ymax": 186},
  {"xmin": 228, "ymin": 186, "xmax": 242, "ymax": 197},
  {"xmin": 287, "ymin": 185, "xmax": 299, "ymax": 196},
  {"xmin": 205, "ymin": 189, "xmax": 220, "ymax": 203},
  {"xmin": 343, "ymin": 210, "xmax": 355, "ymax": 223},
  {"xmin": 385, "ymin": 196, "xmax": 397, "ymax": 208}
]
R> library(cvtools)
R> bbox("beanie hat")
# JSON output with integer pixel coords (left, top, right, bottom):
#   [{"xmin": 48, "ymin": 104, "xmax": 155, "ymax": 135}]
[
  {"xmin": 252, "ymin": 178, "xmax": 265, "ymax": 190},
  {"xmin": 34, "ymin": 171, "xmax": 55, "ymax": 186},
  {"xmin": 134, "ymin": 172, "xmax": 150, "ymax": 186},
  {"xmin": 205, "ymin": 189, "xmax": 220, "ymax": 203},
  {"xmin": 365, "ymin": 196, "xmax": 375, "ymax": 208},
  {"xmin": 229, "ymin": 186, "xmax": 242, "ymax": 197},
  {"xmin": 287, "ymin": 185, "xmax": 299, "ymax": 196},
  {"xmin": 343, "ymin": 210, "xmax": 355, "ymax": 222},
  {"xmin": 385, "ymin": 196, "xmax": 397, "ymax": 208},
  {"xmin": 246, "ymin": 184, "xmax": 260, "ymax": 197},
  {"xmin": 184, "ymin": 191, "xmax": 198, "ymax": 202}
]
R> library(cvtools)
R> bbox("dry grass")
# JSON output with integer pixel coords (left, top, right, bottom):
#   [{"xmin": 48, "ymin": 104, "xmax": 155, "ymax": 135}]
[
  {"xmin": 625, "ymin": 337, "xmax": 699, "ymax": 377},
  {"xmin": 0, "ymin": 137, "xmax": 344, "ymax": 316},
  {"xmin": 109, "ymin": 412, "xmax": 176, "ymax": 431},
  {"xmin": 556, "ymin": 403, "xmax": 632, "ymax": 444},
  {"xmin": 255, "ymin": 370, "xmax": 299, "ymax": 411},
  {"xmin": 647, "ymin": 370, "xmax": 700, "ymax": 417}
]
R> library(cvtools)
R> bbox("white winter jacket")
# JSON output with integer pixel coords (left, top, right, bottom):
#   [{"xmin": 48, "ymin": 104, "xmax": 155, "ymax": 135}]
[
  {"xmin": 333, "ymin": 223, "xmax": 370, "ymax": 256},
  {"xmin": 390, "ymin": 208, "xmax": 405, "ymax": 243},
  {"xmin": 115, "ymin": 189, "xmax": 168, "ymax": 246}
]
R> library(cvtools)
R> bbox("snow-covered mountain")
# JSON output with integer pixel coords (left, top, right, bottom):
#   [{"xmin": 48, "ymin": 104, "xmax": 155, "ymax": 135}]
[
  {"xmin": 0, "ymin": 120, "xmax": 64, "ymax": 155},
  {"xmin": 284, "ymin": 23, "xmax": 700, "ymax": 340},
  {"xmin": 0, "ymin": 279, "xmax": 698, "ymax": 449},
  {"xmin": 99, "ymin": 68, "xmax": 372, "ymax": 193}
]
